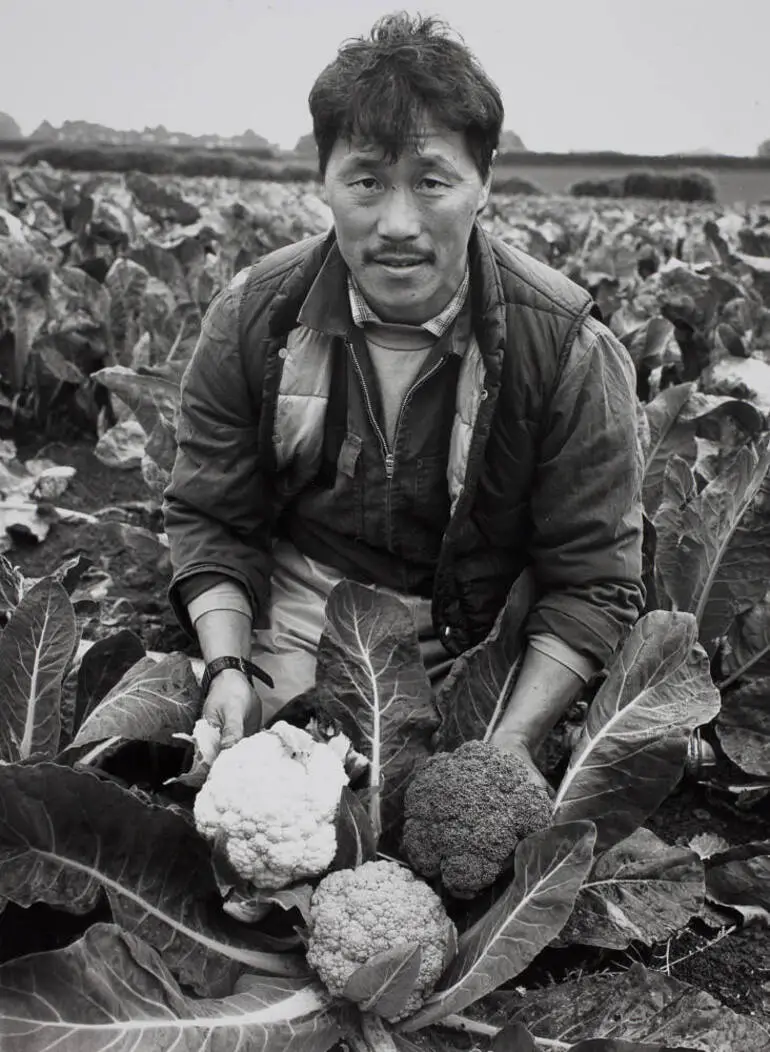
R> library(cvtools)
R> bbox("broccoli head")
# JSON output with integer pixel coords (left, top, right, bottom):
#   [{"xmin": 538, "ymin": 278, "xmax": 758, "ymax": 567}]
[{"xmin": 401, "ymin": 739, "xmax": 553, "ymax": 898}]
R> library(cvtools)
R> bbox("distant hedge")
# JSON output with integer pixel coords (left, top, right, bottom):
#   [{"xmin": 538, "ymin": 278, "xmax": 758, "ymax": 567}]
[
  {"xmin": 22, "ymin": 144, "xmax": 552, "ymax": 195},
  {"xmin": 21, "ymin": 144, "xmax": 321, "ymax": 183},
  {"xmin": 18, "ymin": 145, "xmax": 720, "ymax": 204},
  {"xmin": 491, "ymin": 174, "xmax": 544, "ymax": 195},
  {"xmin": 569, "ymin": 168, "xmax": 717, "ymax": 203}
]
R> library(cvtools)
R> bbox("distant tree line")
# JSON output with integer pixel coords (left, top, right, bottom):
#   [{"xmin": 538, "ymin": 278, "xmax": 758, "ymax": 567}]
[
  {"xmin": 19, "ymin": 143, "xmax": 320, "ymax": 183},
  {"xmin": 3, "ymin": 110, "xmax": 770, "ymax": 158}
]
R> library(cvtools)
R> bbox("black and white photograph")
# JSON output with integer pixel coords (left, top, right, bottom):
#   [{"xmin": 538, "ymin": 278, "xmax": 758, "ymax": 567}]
[{"xmin": 0, "ymin": 2, "xmax": 769, "ymax": 1048}]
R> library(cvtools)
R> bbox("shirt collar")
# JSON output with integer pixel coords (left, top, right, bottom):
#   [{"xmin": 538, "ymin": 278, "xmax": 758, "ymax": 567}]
[{"xmin": 347, "ymin": 265, "xmax": 470, "ymax": 338}]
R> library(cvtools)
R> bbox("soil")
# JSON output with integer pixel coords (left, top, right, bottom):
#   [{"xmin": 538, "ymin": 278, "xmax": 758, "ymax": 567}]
[
  {"xmin": 7, "ymin": 437, "xmax": 193, "ymax": 655},
  {"xmin": 3, "ymin": 435, "xmax": 770, "ymax": 1032}
]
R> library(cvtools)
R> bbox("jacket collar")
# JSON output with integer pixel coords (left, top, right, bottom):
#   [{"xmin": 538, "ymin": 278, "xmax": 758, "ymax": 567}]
[{"xmin": 296, "ymin": 237, "xmax": 355, "ymax": 337}]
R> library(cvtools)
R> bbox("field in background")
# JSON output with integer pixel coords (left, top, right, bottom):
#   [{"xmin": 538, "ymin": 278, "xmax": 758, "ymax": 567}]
[
  {"xmin": 3, "ymin": 140, "xmax": 770, "ymax": 205},
  {"xmin": 493, "ymin": 160, "xmax": 770, "ymax": 206}
]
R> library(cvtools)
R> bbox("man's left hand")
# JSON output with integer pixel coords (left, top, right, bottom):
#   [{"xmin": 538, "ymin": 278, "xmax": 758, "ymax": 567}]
[{"xmin": 489, "ymin": 728, "xmax": 554, "ymax": 796}]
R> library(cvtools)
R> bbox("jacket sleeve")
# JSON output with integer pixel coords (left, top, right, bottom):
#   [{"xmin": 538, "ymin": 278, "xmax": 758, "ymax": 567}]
[
  {"xmin": 525, "ymin": 313, "xmax": 645, "ymax": 667},
  {"xmin": 162, "ymin": 272, "xmax": 274, "ymax": 637}
]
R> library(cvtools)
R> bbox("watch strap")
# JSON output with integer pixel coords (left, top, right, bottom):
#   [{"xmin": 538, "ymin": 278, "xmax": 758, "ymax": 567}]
[{"xmin": 200, "ymin": 656, "xmax": 275, "ymax": 698}]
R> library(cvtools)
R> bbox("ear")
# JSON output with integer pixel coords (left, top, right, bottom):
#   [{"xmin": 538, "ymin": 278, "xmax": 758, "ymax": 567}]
[
  {"xmin": 476, "ymin": 148, "xmax": 496, "ymax": 214},
  {"xmin": 477, "ymin": 180, "xmax": 491, "ymax": 214},
  {"xmin": 476, "ymin": 163, "xmax": 494, "ymax": 215}
]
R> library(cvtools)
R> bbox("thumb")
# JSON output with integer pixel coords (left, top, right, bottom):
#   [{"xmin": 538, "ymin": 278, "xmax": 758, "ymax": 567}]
[{"xmin": 220, "ymin": 710, "xmax": 244, "ymax": 750}]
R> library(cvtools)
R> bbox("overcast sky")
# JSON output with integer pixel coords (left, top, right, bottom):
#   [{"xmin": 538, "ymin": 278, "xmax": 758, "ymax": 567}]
[{"xmin": 2, "ymin": 0, "xmax": 768, "ymax": 156}]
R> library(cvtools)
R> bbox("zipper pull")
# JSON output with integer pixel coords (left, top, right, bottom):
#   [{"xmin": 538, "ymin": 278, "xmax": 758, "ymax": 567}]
[{"xmin": 385, "ymin": 453, "xmax": 395, "ymax": 479}]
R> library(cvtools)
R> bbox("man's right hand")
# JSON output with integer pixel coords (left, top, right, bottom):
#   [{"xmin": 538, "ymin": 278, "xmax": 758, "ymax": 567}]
[{"xmin": 202, "ymin": 668, "xmax": 263, "ymax": 749}]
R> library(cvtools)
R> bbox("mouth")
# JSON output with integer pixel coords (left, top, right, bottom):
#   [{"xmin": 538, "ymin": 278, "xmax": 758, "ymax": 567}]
[{"xmin": 373, "ymin": 258, "xmax": 428, "ymax": 275}]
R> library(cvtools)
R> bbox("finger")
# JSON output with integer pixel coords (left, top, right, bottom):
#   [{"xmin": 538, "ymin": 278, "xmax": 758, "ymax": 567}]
[{"xmin": 201, "ymin": 698, "xmax": 224, "ymax": 732}]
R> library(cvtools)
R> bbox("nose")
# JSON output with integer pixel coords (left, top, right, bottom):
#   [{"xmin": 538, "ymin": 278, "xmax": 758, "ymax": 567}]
[{"xmin": 376, "ymin": 187, "xmax": 421, "ymax": 241}]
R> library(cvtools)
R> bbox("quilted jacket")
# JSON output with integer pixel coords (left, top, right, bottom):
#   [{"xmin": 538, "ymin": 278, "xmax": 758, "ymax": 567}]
[{"xmin": 163, "ymin": 221, "xmax": 645, "ymax": 666}]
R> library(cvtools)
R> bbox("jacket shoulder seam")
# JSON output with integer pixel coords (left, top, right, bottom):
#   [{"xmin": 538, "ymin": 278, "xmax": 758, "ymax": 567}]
[
  {"xmin": 233, "ymin": 236, "xmax": 327, "ymax": 344},
  {"xmin": 244, "ymin": 235, "xmax": 326, "ymax": 294}
]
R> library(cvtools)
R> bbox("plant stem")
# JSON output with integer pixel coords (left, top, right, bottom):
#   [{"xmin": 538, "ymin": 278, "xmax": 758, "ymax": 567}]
[
  {"xmin": 359, "ymin": 1014, "xmax": 400, "ymax": 1051},
  {"xmin": 165, "ymin": 318, "xmax": 187, "ymax": 363},
  {"xmin": 369, "ymin": 769, "xmax": 382, "ymax": 845},
  {"xmin": 663, "ymin": 923, "xmax": 739, "ymax": 971},
  {"xmin": 718, "ymin": 655, "xmax": 767, "ymax": 691},
  {"xmin": 344, "ymin": 1031, "xmax": 371, "ymax": 1052},
  {"xmin": 440, "ymin": 1014, "xmax": 571, "ymax": 1050}
]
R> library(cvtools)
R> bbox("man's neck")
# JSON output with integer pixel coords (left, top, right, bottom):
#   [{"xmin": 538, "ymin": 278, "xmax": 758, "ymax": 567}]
[{"xmin": 347, "ymin": 264, "xmax": 470, "ymax": 336}]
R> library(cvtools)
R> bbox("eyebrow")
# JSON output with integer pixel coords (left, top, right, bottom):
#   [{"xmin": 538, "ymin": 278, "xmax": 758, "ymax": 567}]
[{"xmin": 343, "ymin": 154, "xmax": 460, "ymax": 177}]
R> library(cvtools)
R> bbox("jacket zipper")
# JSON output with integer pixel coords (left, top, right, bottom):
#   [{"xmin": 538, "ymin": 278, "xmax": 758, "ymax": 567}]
[
  {"xmin": 391, "ymin": 358, "xmax": 445, "ymax": 446},
  {"xmin": 348, "ymin": 340, "xmax": 446, "ymax": 550},
  {"xmin": 347, "ymin": 342, "xmax": 391, "ymax": 466}
]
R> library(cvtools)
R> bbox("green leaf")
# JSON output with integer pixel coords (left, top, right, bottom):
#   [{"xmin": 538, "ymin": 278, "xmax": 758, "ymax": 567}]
[
  {"xmin": 0, "ymin": 553, "xmax": 24, "ymax": 619},
  {"xmin": 330, "ymin": 786, "xmax": 378, "ymax": 871},
  {"xmin": 705, "ymin": 841, "xmax": 770, "ymax": 923},
  {"xmin": 559, "ymin": 828, "xmax": 704, "ymax": 949},
  {"xmin": 315, "ymin": 581, "xmax": 439, "ymax": 843},
  {"xmin": 261, "ymin": 883, "xmax": 314, "ymax": 923},
  {"xmin": 552, "ymin": 611, "xmax": 721, "ymax": 852},
  {"xmin": 48, "ymin": 552, "xmax": 93, "ymax": 595},
  {"xmin": 104, "ymin": 257, "xmax": 149, "ymax": 365},
  {"xmin": 126, "ymin": 171, "xmax": 201, "ymax": 227},
  {"xmin": 0, "ymin": 578, "xmax": 76, "ymax": 761},
  {"xmin": 92, "ymin": 363, "xmax": 181, "ymax": 435},
  {"xmin": 0, "ymin": 763, "xmax": 309, "ymax": 996},
  {"xmin": 620, "ymin": 315, "xmax": 674, "ymax": 373},
  {"xmin": 642, "ymin": 384, "xmax": 764, "ymax": 516},
  {"xmin": 71, "ymin": 629, "xmax": 146, "ymax": 735},
  {"xmin": 653, "ymin": 437, "xmax": 770, "ymax": 652},
  {"xmin": 0, "ymin": 923, "xmax": 340, "ymax": 1052},
  {"xmin": 492, "ymin": 1023, "xmax": 538, "ymax": 1050},
  {"xmin": 434, "ymin": 570, "xmax": 535, "ymax": 750},
  {"xmin": 343, "ymin": 943, "xmax": 423, "ymax": 1019},
  {"xmin": 720, "ymin": 592, "xmax": 770, "ymax": 685},
  {"xmin": 493, "ymin": 961, "xmax": 769, "ymax": 1050},
  {"xmin": 399, "ymin": 821, "xmax": 596, "ymax": 1030},
  {"xmin": 713, "ymin": 680, "xmax": 770, "ymax": 776},
  {"xmin": 68, "ymin": 652, "xmax": 200, "ymax": 751},
  {"xmin": 570, "ymin": 1042, "xmax": 698, "ymax": 1051}
]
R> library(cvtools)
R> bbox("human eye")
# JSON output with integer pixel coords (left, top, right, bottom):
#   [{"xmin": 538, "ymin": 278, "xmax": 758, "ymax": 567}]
[
  {"xmin": 419, "ymin": 176, "xmax": 449, "ymax": 192},
  {"xmin": 350, "ymin": 176, "xmax": 381, "ymax": 191}
]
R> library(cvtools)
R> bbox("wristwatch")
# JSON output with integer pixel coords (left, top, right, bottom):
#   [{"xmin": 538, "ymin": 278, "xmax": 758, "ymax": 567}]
[{"xmin": 200, "ymin": 656, "xmax": 275, "ymax": 698}]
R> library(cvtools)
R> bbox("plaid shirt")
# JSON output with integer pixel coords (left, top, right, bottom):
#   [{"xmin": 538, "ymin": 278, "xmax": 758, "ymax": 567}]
[{"xmin": 347, "ymin": 265, "xmax": 470, "ymax": 337}]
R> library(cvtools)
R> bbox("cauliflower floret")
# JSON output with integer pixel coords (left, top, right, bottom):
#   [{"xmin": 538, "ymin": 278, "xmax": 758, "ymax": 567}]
[
  {"xmin": 193, "ymin": 721, "xmax": 349, "ymax": 889},
  {"xmin": 401, "ymin": 739, "xmax": 553, "ymax": 898},
  {"xmin": 306, "ymin": 859, "xmax": 456, "ymax": 1022}
]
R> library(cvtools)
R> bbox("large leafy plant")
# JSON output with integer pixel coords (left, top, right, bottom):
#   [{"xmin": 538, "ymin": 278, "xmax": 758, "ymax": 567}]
[
  {"xmin": 640, "ymin": 383, "xmax": 770, "ymax": 801},
  {"xmin": 0, "ymin": 550, "xmax": 736, "ymax": 1051}
]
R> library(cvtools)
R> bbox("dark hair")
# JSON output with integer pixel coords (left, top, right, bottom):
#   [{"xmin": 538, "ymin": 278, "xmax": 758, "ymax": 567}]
[{"xmin": 308, "ymin": 12, "xmax": 504, "ymax": 180}]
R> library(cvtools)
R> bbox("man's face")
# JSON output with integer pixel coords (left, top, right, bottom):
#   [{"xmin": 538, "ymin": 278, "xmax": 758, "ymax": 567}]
[{"xmin": 323, "ymin": 120, "xmax": 491, "ymax": 325}]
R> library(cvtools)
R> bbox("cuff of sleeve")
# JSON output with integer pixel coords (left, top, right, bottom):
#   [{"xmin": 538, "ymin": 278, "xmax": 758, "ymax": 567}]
[
  {"xmin": 528, "ymin": 632, "xmax": 599, "ymax": 684},
  {"xmin": 176, "ymin": 571, "xmax": 238, "ymax": 608},
  {"xmin": 187, "ymin": 582, "xmax": 253, "ymax": 627}
]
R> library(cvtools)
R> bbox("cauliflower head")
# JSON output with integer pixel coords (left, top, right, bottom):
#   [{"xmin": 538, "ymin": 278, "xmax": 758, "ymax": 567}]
[
  {"xmin": 401, "ymin": 739, "xmax": 553, "ymax": 898},
  {"xmin": 306, "ymin": 859, "xmax": 456, "ymax": 1022},
  {"xmin": 194, "ymin": 721, "xmax": 349, "ymax": 889}
]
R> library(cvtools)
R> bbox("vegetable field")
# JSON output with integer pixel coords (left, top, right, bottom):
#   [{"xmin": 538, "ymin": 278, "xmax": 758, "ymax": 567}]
[{"xmin": 2, "ymin": 163, "xmax": 770, "ymax": 1051}]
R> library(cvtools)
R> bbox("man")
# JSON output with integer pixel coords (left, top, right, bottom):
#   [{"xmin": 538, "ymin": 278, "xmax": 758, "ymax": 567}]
[{"xmin": 163, "ymin": 13, "xmax": 644, "ymax": 783}]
